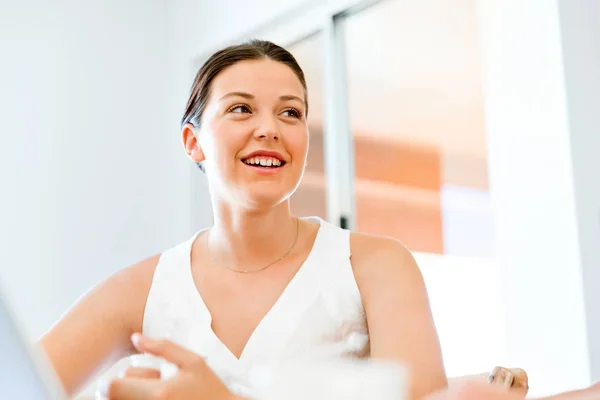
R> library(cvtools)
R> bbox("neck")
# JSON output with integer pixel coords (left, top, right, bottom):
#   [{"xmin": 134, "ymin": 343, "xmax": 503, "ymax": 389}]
[{"xmin": 208, "ymin": 200, "xmax": 299, "ymax": 270}]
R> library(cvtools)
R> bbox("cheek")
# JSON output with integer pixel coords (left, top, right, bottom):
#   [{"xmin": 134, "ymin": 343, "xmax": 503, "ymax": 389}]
[
  {"xmin": 288, "ymin": 127, "xmax": 310, "ymax": 160},
  {"xmin": 207, "ymin": 120, "xmax": 250, "ymax": 160}
]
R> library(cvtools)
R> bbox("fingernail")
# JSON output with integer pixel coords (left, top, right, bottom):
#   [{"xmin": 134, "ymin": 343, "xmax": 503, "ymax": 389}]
[{"xmin": 131, "ymin": 333, "xmax": 143, "ymax": 348}]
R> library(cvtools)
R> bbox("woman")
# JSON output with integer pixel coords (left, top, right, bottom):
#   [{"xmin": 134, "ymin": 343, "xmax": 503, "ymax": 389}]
[{"xmin": 43, "ymin": 39, "xmax": 481, "ymax": 400}]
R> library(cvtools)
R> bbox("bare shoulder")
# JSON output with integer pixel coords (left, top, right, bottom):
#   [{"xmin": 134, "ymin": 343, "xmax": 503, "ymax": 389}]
[
  {"xmin": 349, "ymin": 232, "xmax": 421, "ymax": 289},
  {"xmin": 349, "ymin": 232, "xmax": 446, "ymax": 399},
  {"xmin": 64, "ymin": 253, "xmax": 162, "ymax": 330},
  {"xmin": 350, "ymin": 232, "xmax": 415, "ymax": 264},
  {"xmin": 49, "ymin": 252, "xmax": 161, "ymax": 341},
  {"xmin": 40, "ymin": 254, "xmax": 161, "ymax": 395},
  {"xmin": 101, "ymin": 254, "xmax": 161, "ymax": 308}
]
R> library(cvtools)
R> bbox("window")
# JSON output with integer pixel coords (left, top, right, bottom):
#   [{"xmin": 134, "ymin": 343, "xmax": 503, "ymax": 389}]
[
  {"xmin": 341, "ymin": 0, "xmax": 493, "ymax": 257},
  {"xmin": 287, "ymin": 33, "xmax": 328, "ymax": 220}
]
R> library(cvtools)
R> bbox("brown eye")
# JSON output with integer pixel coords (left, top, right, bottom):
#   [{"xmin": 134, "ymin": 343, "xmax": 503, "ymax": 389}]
[
  {"xmin": 282, "ymin": 108, "xmax": 302, "ymax": 119},
  {"xmin": 229, "ymin": 104, "xmax": 252, "ymax": 114}
]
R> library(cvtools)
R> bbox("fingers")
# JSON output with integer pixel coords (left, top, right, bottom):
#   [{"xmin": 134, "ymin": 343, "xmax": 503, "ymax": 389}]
[
  {"xmin": 104, "ymin": 377, "xmax": 165, "ymax": 400},
  {"xmin": 488, "ymin": 366, "xmax": 514, "ymax": 389},
  {"xmin": 131, "ymin": 333, "xmax": 202, "ymax": 368},
  {"xmin": 509, "ymin": 368, "xmax": 529, "ymax": 395},
  {"xmin": 120, "ymin": 367, "xmax": 161, "ymax": 379},
  {"xmin": 488, "ymin": 366, "xmax": 501, "ymax": 384},
  {"xmin": 488, "ymin": 366, "xmax": 529, "ymax": 395},
  {"xmin": 504, "ymin": 370, "xmax": 514, "ymax": 389}
]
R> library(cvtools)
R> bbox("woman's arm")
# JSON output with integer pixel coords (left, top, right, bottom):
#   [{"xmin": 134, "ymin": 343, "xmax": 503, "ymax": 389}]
[
  {"xmin": 39, "ymin": 254, "xmax": 160, "ymax": 396},
  {"xmin": 539, "ymin": 383, "xmax": 600, "ymax": 400},
  {"xmin": 426, "ymin": 381, "xmax": 600, "ymax": 400},
  {"xmin": 351, "ymin": 233, "xmax": 448, "ymax": 400}
]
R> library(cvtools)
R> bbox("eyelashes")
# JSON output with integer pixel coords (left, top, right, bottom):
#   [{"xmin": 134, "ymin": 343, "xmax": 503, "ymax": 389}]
[
  {"xmin": 227, "ymin": 104, "xmax": 303, "ymax": 120},
  {"xmin": 281, "ymin": 108, "xmax": 302, "ymax": 119},
  {"xmin": 228, "ymin": 104, "xmax": 251, "ymax": 114}
]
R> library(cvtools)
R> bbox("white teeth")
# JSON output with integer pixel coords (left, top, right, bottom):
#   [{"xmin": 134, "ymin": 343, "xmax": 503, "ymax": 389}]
[{"xmin": 243, "ymin": 157, "xmax": 283, "ymax": 167}]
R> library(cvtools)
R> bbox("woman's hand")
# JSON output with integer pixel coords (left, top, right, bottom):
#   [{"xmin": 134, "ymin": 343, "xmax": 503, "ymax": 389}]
[{"xmin": 99, "ymin": 334, "xmax": 237, "ymax": 400}]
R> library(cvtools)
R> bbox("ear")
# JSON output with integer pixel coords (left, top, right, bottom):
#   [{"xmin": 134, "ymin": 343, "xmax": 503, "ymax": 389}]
[{"xmin": 182, "ymin": 123, "xmax": 205, "ymax": 163}]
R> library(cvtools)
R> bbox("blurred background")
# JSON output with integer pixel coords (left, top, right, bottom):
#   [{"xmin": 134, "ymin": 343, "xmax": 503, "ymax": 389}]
[{"xmin": 1, "ymin": 0, "xmax": 599, "ymax": 397}]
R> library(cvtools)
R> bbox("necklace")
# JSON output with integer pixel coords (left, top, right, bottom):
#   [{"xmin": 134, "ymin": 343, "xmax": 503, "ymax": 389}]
[{"xmin": 205, "ymin": 217, "xmax": 300, "ymax": 273}]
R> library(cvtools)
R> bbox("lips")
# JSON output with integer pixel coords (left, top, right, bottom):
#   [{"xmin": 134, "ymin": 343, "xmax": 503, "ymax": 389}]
[{"xmin": 242, "ymin": 150, "xmax": 285, "ymax": 161}]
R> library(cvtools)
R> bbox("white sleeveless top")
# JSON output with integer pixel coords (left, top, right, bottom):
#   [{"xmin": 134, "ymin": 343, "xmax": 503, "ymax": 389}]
[{"xmin": 141, "ymin": 217, "xmax": 370, "ymax": 398}]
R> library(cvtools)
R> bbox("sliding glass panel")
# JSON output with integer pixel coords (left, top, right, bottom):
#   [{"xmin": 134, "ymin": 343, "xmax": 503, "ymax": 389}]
[
  {"xmin": 287, "ymin": 33, "xmax": 328, "ymax": 220},
  {"xmin": 341, "ymin": 0, "xmax": 494, "ymax": 257}
]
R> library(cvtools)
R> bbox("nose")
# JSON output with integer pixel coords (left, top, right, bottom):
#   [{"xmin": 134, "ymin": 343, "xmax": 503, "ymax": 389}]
[{"xmin": 253, "ymin": 114, "xmax": 279, "ymax": 141}]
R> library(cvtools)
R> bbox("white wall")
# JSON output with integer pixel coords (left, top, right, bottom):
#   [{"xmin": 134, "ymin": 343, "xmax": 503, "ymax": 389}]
[
  {"xmin": 416, "ymin": 254, "xmax": 508, "ymax": 378},
  {"xmin": 478, "ymin": 0, "xmax": 600, "ymax": 395},
  {"xmin": 0, "ymin": 0, "xmax": 193, "ymax": 340},
  {"xmin": 557, "ymin": 0, "xmax": 600, "ymax": 382}
]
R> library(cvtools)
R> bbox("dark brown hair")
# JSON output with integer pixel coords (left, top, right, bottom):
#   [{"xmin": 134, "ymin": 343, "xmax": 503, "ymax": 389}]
[{"xmin": 181, "ymin": 39, "xmax": 308, "ymax": 171}]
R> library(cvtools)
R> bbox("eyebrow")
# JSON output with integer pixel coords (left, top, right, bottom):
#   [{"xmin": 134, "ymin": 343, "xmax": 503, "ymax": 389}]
[
  {"xmin": 279, "ymin": 95, "xmax": 305, "ymax": 105},
  {"xmin": 219, "ymin": 91, "xmax": 254, "ymax": 101},
  {"xmin": 219, "ymin": 91, "xmax": 305, "ymax": 105}
]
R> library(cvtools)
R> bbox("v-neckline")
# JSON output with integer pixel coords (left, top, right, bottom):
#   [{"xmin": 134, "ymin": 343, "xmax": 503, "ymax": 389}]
[{"xmin": 185, "ymin": 217, "xmax": 326, "ymax": 364}]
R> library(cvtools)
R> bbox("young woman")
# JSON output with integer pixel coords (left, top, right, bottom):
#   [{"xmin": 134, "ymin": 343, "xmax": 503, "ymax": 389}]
[{"xmin": 42, "ymin": 39, "xmax": 455, "ymax": 400}]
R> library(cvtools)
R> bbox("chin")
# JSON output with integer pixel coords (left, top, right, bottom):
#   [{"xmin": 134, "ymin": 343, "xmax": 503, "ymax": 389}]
[
  {"xmin": 247, "ymin": 194, "xmax": 289, "ymax": 209},
  {"xmin": 242, "ymin": 186, "xmax": 294, "ymax": 209}
]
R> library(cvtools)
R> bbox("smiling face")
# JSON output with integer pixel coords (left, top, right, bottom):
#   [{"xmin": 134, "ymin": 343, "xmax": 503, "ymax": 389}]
[{"xmin": 183, "ymin": 58, "xmax": 310, "ymax": 209}]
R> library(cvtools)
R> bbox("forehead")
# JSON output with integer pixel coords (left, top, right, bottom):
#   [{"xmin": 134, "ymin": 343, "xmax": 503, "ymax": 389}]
[{"xmin": 209, "ymin": 59, "xmax": 305, "ymax": 100}]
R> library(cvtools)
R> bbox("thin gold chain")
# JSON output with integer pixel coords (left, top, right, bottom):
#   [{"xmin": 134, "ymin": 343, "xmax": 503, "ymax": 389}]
[{"xmin": 205, "ymin": 217, "xmax": 300, "ymax": 273}]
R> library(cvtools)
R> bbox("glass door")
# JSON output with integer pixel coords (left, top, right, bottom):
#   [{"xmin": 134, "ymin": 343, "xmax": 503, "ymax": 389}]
[
  {"xmin": 287, "ymin": 33, "xmax": 329, "ymax": 220},
  {"xmin": 339, "ymin": 0, "xmax": 494, "ymax": 257}
]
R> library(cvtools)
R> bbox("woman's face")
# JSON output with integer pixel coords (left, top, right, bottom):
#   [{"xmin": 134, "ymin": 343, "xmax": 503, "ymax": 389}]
[{"xmin": 187, "ymin": 58, "xmax": 309, "ymax": 209}]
